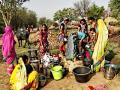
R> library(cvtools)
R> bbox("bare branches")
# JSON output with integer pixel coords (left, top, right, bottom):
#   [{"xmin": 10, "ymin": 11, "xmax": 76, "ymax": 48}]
[
  {"xmin": 74, "ymin": 0, "xmax": 90, "ymax": 17},
  {"xmin": 0, "ymin": 0, "xmax": 29, "ymax": 26}
]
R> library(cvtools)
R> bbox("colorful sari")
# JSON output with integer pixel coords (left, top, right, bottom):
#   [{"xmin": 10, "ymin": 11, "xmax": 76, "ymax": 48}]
[
  {"xmin": 92, "ymin": 19, "xmax": 108, "ymax": 72},
  {"xmin": 2, "ymin": 26, "xmax": 16, "ymax": 75},
  {"xmin": 10, "ymin": 58, "xmax": 39, "ymax": 90},
  {"xmin": 39, "ymin": 30, "xmax": 49, "ymax": 56}
]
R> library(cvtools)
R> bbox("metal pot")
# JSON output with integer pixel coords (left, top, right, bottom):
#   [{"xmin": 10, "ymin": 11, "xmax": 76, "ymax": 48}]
[
  {"xmin": 73, "ymin": 67, "xmax": 91, "ymax": 83},
  {"xmin": 30, "ymin": 60, "xmax": 40, "ymax": 72},
  {"xmin": 104, "ymin": 64, "xmax": 116, "ymax": 80}
]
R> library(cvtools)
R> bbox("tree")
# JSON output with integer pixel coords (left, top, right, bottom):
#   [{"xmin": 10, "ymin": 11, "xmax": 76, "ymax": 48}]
[
  {"xmin": 0, "ymin": 13, "xmax": 4, "ymax": 34},
  {"xmin": 0, "ymin": 0, "xmax": 29, "ymax": 26},
  {"xmin": 38, "ymin": 17, "xmax": 53, "ymax": 27},
  {"xmin": 10, "ymin": 7, "xmax": 37, "ymax": 30},
  {"xmin": 109, "ymin": 0, "xmax": 120, "ymax": 20},
  {"xmin": 74, "ymin": 0, "xmax": 90, "ymax": 17},
  {"xmin": 87, "ymin": 4, "xmax": 104, "ymax": 19},
  {"xmin": 26, "ymin": 10, "xmax": 37, "ymax": 27},
  {"xmin": 53, "ymin": 8, "xmax": 77, "ymax": 21}
]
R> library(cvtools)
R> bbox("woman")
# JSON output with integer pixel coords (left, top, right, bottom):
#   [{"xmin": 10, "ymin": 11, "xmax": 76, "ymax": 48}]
[
  {"xmin": 80, "ymin": 19, "xmax": 88, "ymax": 34},
  {"xmin": 2, "ymin": 26, "xmax": 16, "ymax": 75},
  {"xmin": 92, "ymin": 19, "xmax": 108, "ymax": 72},
  {"xmin": 10, "ymin": 55, "xmax": 39, "ymax": 90},
  {"xmin": 58, "ymin": 23, "xmax": 67, "ymax": 56},
  {"xmin": 39, "ymin": 24, "xmax": 49, "ymax": 56}
]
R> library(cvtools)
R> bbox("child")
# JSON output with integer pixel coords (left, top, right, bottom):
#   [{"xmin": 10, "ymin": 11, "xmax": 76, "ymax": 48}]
[
  {"xmin": 77, "ymin": 25, "xmax": 86, "ymax": 55},
  {"xmin": 58, "ymin": 23, "xmax": 67, "ymax": 56},
  {"xmin": 88, "ymin": 28, "xmax": 97, "ymax": 51}
]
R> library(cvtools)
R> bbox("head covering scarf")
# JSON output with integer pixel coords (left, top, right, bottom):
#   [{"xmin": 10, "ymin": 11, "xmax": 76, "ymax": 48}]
[
  {"xmin": 10, "ymin": 58, "xmax": 39, "ymax": 90},
  {"xmin": 10, "ymin": 58, "xmax": 27, "ymax": 90},
  {"xmin": 2, "ymin": 26, "xmax": 16, "ymax": 64},
  {"xmin": 92, "ymin": 19, "xmax": 108, "ymax": 72}
]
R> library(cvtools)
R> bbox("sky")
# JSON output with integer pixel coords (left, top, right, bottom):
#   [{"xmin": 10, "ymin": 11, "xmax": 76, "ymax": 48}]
[{"xmin": 23, "ymin": 0, "xmax": 110, "ymax": 19}]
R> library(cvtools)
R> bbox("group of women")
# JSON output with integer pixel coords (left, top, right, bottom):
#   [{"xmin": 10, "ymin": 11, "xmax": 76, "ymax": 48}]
[
  {"xmin": 1, "ymin": 16, "xmax": 108, "ymax": 89},
  {"xmin": 58, "ymin": 17, "xmax": 108, "ymax": 72},
  {"xmin": 2, "ymin": 24, "xmax": 49, "ymax": 89}
]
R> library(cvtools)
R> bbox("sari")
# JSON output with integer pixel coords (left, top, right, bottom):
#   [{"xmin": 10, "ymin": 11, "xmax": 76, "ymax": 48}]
[
  {"xmin": 2, "ymin": 26, "xmax": 16, "ymax": 75},
  {"xmin": 92, "ymin": 19, "xmax": 108, "ymax": 72},
  {"xmin": 10, "ymin": 58, "xmax": 39, "ymax": 90},
  {"xmin": 39, "ymin": 30, "xmax": 49, "ymax": 56}
]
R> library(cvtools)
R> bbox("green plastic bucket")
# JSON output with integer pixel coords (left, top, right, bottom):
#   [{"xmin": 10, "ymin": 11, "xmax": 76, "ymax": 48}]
[{"xmin": 51, "ymin": 66, "xmax": 63, "ymax": 80}]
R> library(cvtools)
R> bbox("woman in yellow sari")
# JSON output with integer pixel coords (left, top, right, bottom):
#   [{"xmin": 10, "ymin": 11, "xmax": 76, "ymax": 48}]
[
  {"xmin": 10, "ymin": 55, "xmax": 39, "ymax": 90},
  {"xmin": 92, "ymin": 19, "xmax": 108, "ymax": 72}
]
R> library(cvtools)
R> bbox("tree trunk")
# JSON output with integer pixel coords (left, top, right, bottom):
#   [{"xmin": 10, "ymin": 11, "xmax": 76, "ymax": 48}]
[{"xmin": 0, "ymin": 10, "xmax": 8, "ymax": 26}]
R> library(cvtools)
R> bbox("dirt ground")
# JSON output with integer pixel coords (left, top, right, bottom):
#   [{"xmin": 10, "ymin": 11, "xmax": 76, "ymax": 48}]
[
  {"xmin": 0, "ymin": 62, "xmax": 120, "ymax": 90},
  {"xmin": 1, "ymin": 28, "xmax": 120, "ymax": 90},
  {"xmin": 0, "ymin": 63, "xmax": 10, "ymax": 90},
  {"xmin": 42, "ymin": 73, "xmax": 120, "ymax": 90}
]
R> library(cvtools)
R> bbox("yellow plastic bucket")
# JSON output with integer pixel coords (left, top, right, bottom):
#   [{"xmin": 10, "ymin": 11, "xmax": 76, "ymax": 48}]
[{"xmin": 51, "ymin": 66, "xmax": 63, "ymax": 80}]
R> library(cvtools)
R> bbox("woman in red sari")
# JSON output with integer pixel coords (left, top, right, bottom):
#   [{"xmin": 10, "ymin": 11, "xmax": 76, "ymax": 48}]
[{"xmin": 39, "ymin": 24, "xmax": 49, "ymax": 56}]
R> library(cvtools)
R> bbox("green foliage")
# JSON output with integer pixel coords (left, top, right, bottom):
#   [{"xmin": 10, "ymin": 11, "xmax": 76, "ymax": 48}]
[
  {"xmin": 53, "ymin": 8, "xmax": 77, "ymax": 21},
  {"xmin": 109, "ymin": 0, "xmax": 120, "ymax": 20},
  {"xmin": 10, "ymin": 8, "xmax": 37, "ymax": 30},
  {"xmin": 0, "ymin": 0, "xmax": 29, "ymax": 26},
  {"xmin": 87, "ymin": 4, "xmax": 104, "ymax": 19},
  {"xmin": 38, "ymin": 17, "xmax": 53, "ymax": 27}
]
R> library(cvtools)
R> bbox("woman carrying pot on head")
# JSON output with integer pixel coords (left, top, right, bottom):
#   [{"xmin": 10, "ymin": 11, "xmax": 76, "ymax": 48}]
[
  {"xmin": 2, "ymin": 26, "xmax": 16, "ymax": 76},
  {"xmin": 39, "ymin": 24, "xmax": 49, "ymax": 57}
]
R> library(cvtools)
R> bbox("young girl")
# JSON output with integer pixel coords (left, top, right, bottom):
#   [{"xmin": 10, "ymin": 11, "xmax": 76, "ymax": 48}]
[
  {"xmin": 88, "ymin": 28, "xmax": 97, "ymax": 51},
  {"xmin": 80, "ymin": 19, "xmax": 88, "ymax": 34},
  {"xmin": 77, "ymin": 25, "xmax": 86, "ymax": 55},
  {"xmin": 58, "ymin": 23, "xmax": 67, "ymax": 56}
]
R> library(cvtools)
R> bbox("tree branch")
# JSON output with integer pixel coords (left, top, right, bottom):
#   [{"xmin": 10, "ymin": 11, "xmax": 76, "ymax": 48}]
[{"xmin": 0, "ymin": 9, "xmax": 8, "ymax": 26}]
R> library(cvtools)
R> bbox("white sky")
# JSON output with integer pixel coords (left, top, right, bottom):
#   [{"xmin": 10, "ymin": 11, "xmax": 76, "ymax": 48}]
[{"xmin": 23, "ymin": 0, "xmax": 110, "ymax": 19}]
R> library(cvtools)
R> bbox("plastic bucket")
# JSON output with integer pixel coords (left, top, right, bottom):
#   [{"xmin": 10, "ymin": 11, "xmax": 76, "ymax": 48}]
[
  {"xmin": 73, "ymin": 67, "xmax": 91, "ymax": 83},
  {"xmin": 51, "ymin": 66, "xmax": 63, "ymax": 80}
]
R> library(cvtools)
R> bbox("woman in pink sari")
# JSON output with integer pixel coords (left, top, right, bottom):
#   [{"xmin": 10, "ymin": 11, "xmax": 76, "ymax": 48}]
[{"xmin": 2, "ymin": 26, "xmax": 16, "ymax": 75}]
